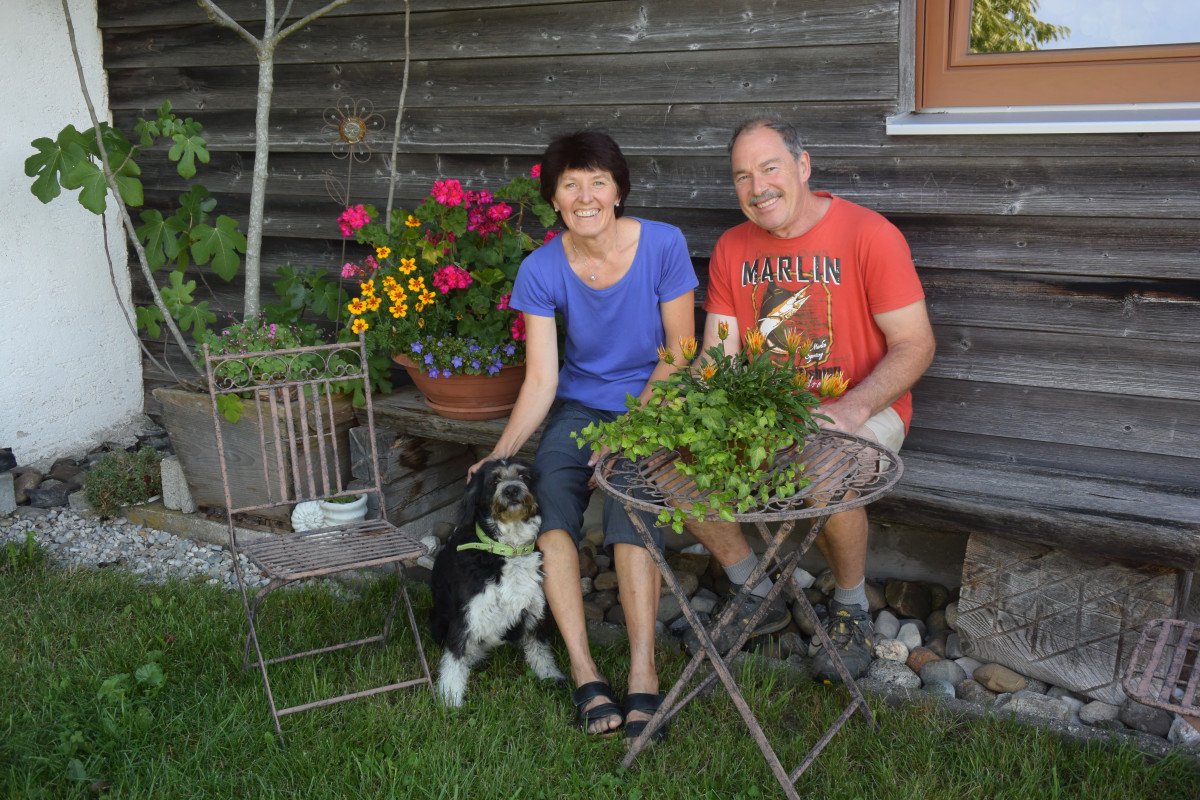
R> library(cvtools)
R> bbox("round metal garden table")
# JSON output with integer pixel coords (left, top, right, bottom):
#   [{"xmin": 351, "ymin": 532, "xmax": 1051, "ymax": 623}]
[{"xmin": 594, "ymin": 431, "xmax": 903, "ymax": 800}]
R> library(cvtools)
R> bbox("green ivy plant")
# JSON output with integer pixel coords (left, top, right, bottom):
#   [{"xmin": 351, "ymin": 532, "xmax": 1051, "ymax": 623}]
[
  {"xmin": 575, "ymin": 324, "xmax": 841, "ymax": 533},
  {"xmin": 25, "ymin": 101, "xmax": 246, "ymax": 345}
]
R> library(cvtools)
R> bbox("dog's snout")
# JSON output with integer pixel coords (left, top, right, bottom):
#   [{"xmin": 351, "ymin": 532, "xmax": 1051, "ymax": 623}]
[{"xmin": 501, "ymin": 483, "xmax": 524, "ymax": 502}]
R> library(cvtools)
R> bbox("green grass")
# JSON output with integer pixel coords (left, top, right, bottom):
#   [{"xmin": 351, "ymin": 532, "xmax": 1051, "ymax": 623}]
[{"xmin": 2, "ymin": 549, "xmax": 1198, "ymax": 800}]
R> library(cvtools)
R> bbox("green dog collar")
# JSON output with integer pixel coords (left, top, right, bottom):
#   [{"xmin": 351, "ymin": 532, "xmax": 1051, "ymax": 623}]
[{"xmin": 457, "ymin": 523, "xmax": 535, "ymax": 558}]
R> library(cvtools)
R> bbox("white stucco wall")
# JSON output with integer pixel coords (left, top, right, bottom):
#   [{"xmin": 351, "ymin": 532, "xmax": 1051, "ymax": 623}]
[{"xmin": 0, "ymin": 0, "xmax": 142, "ymax": 467}]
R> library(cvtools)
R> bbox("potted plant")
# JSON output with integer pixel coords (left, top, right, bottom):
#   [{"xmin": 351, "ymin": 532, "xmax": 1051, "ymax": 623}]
[
  {"xmin": 575, "ymin": 323, "xmax": 847, "ymax": 533},
  {"xmin": 337, "ymin": 168, "xmax": 558, "ymax": 419}
]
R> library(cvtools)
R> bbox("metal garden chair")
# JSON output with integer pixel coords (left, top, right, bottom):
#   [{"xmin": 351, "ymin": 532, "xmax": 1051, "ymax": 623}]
[{"xmin": 202, "ymin": 334, "xmax": 432, "ymax": 738}]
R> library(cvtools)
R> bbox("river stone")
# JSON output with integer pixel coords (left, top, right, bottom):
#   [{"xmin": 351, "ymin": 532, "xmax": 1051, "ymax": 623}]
[
  {"xmin": 956, "ymin": 679, "xmax": 997, "ymax": 704},
  {"xmin": 1079, "ymin": 700, "xmax": 1121, "ymax": 725},
  {"xmin": 897, "ymin": 622, "xmax": 923, "ymax": 651},
  {"xmin": 955, "ymin": 656, "xmax": 983, "ymax": 677},
  {"xmin": 0, "ymin": 448, "xmax": 16, "ymax": 472},
  {"xmin": 886, "ymin": 579, "xmax": 932, "ymax": 620},
  {"xmin": 665, "ymin": 570, "xmax": 699, "ymax": 598},
  {"xmin": 29, "ymin": 479, "xmax": 71, "ymax": 508},
  {"xmin": 1168, "ymin": 716, "xmax": 1200, "ymax": 751},
  {"xmin": 925, "ymin": 608, "xmax": 949, "ymax": 638},
  {"xmin": 924, "ymin": 635, "xmax": 947, "ymax": 658},
  {"xmin": 593, "ymin": 570, "xmax": 618, "ymax": 592},
  {"xmin": 995, "ymin": 690, "xmax": 1072, "ymax": 723},
  {"xmin": 577, "ymin": 548, "xmax": 599, "ymax": 579},
  {"xmin": 926, "ymin": 582, "xmax": 950, "ymax": 612},
  {"xmin": 873, "ymin": 638, "xmax": 909, "ymax": 663},
  {"xmin": 945, "ymin": 632, "xmax": 963, "ymax": 659},
  {"xmin": 920, "ymin": 658, "xmax": 967, "ymax": 688},
  {"xmin": 866, "ymin": 658, "xmax": 921, "ymax": 691},
  {"xmin": 944, "ymin": 601, "xmax": 959, "ymax": 631},
  {"xmin": 691, "ymin": 588, "xmax": 719, "ymax": 615},
  {"xmin": 1119, "ymin": 698, "xmax": 1173, "ymax": 738},
  {"xmin": 906, "ymin": 646, "xmax": 941, "ymax": 675},
  {"xmin": 974, "ymin": 663, "xmax": 1026, "ymax": 694},
  {"xmin": 586, "ymin": 589, "xmax": 618, "ymax": 613},
  {"xmin": 874, "ymin": 608, "xmax": 900, "ymax": 640},
  {"xmin": 668, "ymin": 552, "xmax": 710, "ymax": 577},
  {"xmin": 814, "ymin": 569, "xmax": 837, "ymax": 595},
  {"xmin": 1023, "ymin": 677, "xmax": 1049, "ymax": 694},
  {"xmin": 865, "ymin": 580, "xmax": 887, "ymax": 612},
  {"xmin": 924, "ymin": 680, "xmax": 955, "ymax": 699},
  {"xmin": 12, "ymin": 469, "xmax": 42, "ymax": 504}
]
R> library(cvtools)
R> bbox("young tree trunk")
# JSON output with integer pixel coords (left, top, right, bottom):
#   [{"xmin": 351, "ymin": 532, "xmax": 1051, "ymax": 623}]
[{"xmin": 199, "ymin": 0, "xmax": 356, "ymax": 318}]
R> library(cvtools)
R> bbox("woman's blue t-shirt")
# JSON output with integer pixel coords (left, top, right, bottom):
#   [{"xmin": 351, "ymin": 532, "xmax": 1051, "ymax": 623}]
[{"xmin": 510, "ymin": 218, "xmax": 697, "ymax": 412}]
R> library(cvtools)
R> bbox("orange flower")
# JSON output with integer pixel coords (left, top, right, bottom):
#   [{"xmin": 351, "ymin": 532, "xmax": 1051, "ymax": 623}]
[
  {"xmin": 743, "ymin": 328, "xmax": 767, "ymax": 357},
  {"xmin": 404, "ymin": 214, "xmax": 420, "ymax": 228},
  {"xmin": 717, "ymin": 320, "xmax": 729, "ymax": 341},
  {"xmin": 700, "ymin": 363, "xmax": 718, "ymax": 381},
  {"xmin": 818, "ymin": 372, "xmax": 850, "ymax": 398},
  {"xmin": 657, "ymin": 345, "xmax": 675, "ymax": 365},
  {"xmin": 784, "ymin": 329, "xmax": 812, "ymax": 360},
  {"xmin": 679, "ymin": 336, "xmax": 698, "ymax": 361}
]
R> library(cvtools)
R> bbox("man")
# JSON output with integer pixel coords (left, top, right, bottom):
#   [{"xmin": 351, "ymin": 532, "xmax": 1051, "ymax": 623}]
[{"xmin": 686, "ymin": 117, "xmax": 936, "ymax": 681}]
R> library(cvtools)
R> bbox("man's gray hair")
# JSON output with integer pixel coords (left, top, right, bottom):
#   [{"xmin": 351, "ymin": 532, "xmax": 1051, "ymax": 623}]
[{"xmin": 727, "ymin": 117, "xmax": 804, "ymax": 160}]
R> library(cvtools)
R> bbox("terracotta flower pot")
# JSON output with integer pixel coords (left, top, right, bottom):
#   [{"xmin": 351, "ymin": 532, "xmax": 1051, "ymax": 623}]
[{"xmin": 393, "ymin": 352, "xmax": 526, "ymax": 421}]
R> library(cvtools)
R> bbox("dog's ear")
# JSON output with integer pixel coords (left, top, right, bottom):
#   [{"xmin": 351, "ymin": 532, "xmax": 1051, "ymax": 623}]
[{"xmin": 458, "ymin": 462, "xmax": 488, "ymax": 526}]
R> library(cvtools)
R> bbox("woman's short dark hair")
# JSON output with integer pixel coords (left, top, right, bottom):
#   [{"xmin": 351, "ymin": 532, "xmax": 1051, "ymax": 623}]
[{"xmin": 539, "ymin": 131, "xmax": 631, "ymax": 219}]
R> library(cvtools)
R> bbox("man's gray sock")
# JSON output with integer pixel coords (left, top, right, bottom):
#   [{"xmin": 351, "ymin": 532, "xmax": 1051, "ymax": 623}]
[
  {"xmin": 724, "ymin": 553, "xmax": 773, "ymax": 599},
  {"xmin": 832, "ymin": 578, "xmax": 869, "ymax": 613}
]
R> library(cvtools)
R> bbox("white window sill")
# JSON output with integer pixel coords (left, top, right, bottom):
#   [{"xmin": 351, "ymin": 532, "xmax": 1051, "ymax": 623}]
[{"xmin": 886, "ymin": 103, "xmax": 1200, "ymax": 135}]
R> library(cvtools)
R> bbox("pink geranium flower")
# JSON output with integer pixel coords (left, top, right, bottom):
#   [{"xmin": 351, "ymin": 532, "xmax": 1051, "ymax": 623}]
[
  {"xmin": 338, "ymin": 204, "xmax": 371, "ymax": 236},
  {"xmin": 431, "ymin": 179, "xmax": 465, "ymax": 207},
  {"xmin": 531, "ymin": 164, "xmax": 541, "ymax": 178}
]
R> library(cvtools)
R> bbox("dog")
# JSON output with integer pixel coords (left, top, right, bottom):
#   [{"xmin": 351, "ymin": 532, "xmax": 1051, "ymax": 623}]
[{"xmin": 429, "ymin": 458, "xmax": 564, "ymax": 706}]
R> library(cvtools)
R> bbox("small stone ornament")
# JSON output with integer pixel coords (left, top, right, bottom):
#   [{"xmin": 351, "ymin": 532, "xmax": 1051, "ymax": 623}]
[{"xmin": 291, "ymin": 500, "xmax": 326, "ymax": 531}]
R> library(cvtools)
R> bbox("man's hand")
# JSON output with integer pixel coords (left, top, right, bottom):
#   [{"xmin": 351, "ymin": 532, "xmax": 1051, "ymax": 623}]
[
  {"xmin": 466, "ymin": 454, "xmax": 497, "ymax": 483},
  {"xmin": 586, "ymin": 444, "xmax": 611, "ymax": 490}
]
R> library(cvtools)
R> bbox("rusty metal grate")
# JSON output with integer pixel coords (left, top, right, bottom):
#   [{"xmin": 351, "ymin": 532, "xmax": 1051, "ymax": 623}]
[{"xmin": 1123, "ymin": 618, "xmax": 1200, "ymax": 715}]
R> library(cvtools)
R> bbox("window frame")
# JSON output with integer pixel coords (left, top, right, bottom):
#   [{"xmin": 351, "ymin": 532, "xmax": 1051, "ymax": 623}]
[{"xmin": 918, "ymin": 0, "xmax": 1200, "ymax": 107}]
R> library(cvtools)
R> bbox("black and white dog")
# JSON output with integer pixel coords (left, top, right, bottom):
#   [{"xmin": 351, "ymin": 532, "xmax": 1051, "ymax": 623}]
[{"xmin": 429, "ymin": 458, "xmax": 564, "ymax": 706}]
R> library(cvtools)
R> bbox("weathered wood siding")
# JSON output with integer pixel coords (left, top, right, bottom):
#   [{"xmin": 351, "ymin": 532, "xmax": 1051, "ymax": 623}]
[{"xmin": 100, "ymin": 0, "xmax": 1200, "ymax": 490}]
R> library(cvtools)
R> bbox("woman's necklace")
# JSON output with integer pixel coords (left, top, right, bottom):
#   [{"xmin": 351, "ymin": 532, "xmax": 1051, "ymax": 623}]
[{"xmin": 568, "ymin": 227, "xmax": 618, "ymax": 282}]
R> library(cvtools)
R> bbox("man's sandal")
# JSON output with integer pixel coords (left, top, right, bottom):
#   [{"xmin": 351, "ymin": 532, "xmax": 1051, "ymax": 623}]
[
  {"xmin": 570, "ymin": 681, "xmax": 623, "ymax": 737},
  {"xmin": 623, "ymin": 693, "xmax": 668, "ymax": 744}
]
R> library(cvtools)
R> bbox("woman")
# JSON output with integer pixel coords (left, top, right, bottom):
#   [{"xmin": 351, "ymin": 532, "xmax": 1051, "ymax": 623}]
[{"xmin": 468, "ymin": 131, "xmax": 697, "ymax": 739}]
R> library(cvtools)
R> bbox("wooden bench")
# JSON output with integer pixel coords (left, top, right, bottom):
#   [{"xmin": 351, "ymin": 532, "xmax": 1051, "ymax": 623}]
[{"xmin": 371, "ymin": 385, "xmax": 1200, "ymax": 702}]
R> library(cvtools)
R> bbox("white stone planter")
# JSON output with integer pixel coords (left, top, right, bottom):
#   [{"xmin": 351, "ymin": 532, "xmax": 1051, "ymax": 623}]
[{"xmin": 320, "ymin": 494, "xmax": 368, "ymax": 525}]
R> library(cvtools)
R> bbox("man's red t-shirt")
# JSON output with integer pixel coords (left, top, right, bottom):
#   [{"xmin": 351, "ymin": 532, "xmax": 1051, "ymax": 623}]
[{"xmin": 703, "ymin": 193, "xmax": 925, "ymax": 430}]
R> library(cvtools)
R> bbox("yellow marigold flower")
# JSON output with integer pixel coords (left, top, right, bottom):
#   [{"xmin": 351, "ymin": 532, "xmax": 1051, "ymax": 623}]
[
  {"xmin": 360, "ymin": 280, "xmax": 376, "ymax": 297},
  {"xmin": 679, "ymin": 336, "xmax": 698, "ymax": 361},
  {"xmin": 404, "ymin": 215, "xmax": 420, "ymax": 228},
  {"xmin": 744, "ymin": 328, "xmax": 767, "ymax": 357},
  {"xmin": 818, "ymin": 372, "xmax": 850, "ymax": 398},
  {"xmin": 366, "ymin": 296, "xmax": 381, "ymax": 312},
  {"xmin": 351, "ymin": 318, "xmax": 369, "ymax": 334},
  {"xmin": 399, "ymin": 258, "xmax": 417, "ymax": 274},
  {"xmin": 419, "ymin": 290, "xmax": 436, "ymax": 305},
  {"xmin": 382, "ymin": 276, "xmax": 398, "ymax": 291},
  {"xmin": 657, "ymin": 345, "xmax": 675, "ymax": 365},
  {"xmin": 348, "ymin": 298, "xmax": 367, "ymax": 315},
  {"xmin": 388, "ymin": 288, "xmax": 407, "ymax": 304},
  {"xmin": 375, "ymin": 246, "xmax": 391, "ymax": 260},
  {"xmin": 408, "ymin": 277, "xmax": 425, "ymax": 292},
  {"xmin": 700, "ymin": 363, "xmax": 718, "ymax": 381},
  {"xmin": 418, "ymin": 318, "xmax": 425, "ymax": 328},
  {"xmin": 389, "ymin": 303, "xmax": 408, "ymax": 318},
  {"xmin": 717, "ymin": 320, "xmax": 729, "ymax": 341}
]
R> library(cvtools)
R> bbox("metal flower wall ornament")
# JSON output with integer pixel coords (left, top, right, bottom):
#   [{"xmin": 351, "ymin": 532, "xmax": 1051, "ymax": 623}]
[{"xmin": 322, "ymin": 98, "xmax": 385, "ymax": 162}]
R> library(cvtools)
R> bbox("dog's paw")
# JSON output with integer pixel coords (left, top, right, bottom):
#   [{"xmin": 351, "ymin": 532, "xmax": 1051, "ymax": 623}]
[{"xmin": 437, "ymin": 680, "xmax": 465, "ymax": 707}]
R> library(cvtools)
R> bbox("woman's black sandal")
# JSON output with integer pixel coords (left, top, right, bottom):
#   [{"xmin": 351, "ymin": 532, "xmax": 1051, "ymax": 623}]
[
  {"xmin": 623, "ymin": 693, "xmax": 668, "ymax": 744},
  {"xmin": 571, "ymin": 681, "xmax": 623, "ymax": 737}
]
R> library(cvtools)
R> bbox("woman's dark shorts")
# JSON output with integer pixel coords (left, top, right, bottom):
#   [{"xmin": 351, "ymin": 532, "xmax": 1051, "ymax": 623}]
[{"xmin": 534, "ymin": 400, "xmax": 664, "ymax": 556}]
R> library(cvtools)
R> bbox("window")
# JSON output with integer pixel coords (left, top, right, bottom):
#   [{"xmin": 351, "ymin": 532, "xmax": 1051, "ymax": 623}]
[{"xmin": 916, "ymin": 0, "xmax": 1200, "ymax": 108}]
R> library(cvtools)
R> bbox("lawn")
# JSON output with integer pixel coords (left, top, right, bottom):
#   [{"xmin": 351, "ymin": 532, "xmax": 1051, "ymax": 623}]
[{"xmin": 2, "ymin": 539, "xmax": 1198, "ymax": 799}]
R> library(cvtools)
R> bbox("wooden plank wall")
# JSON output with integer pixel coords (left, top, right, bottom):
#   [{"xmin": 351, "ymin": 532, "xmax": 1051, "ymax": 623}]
[{"xmin": 99, "ymin": 0, "xmax": 1200, "ymax": 490}]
